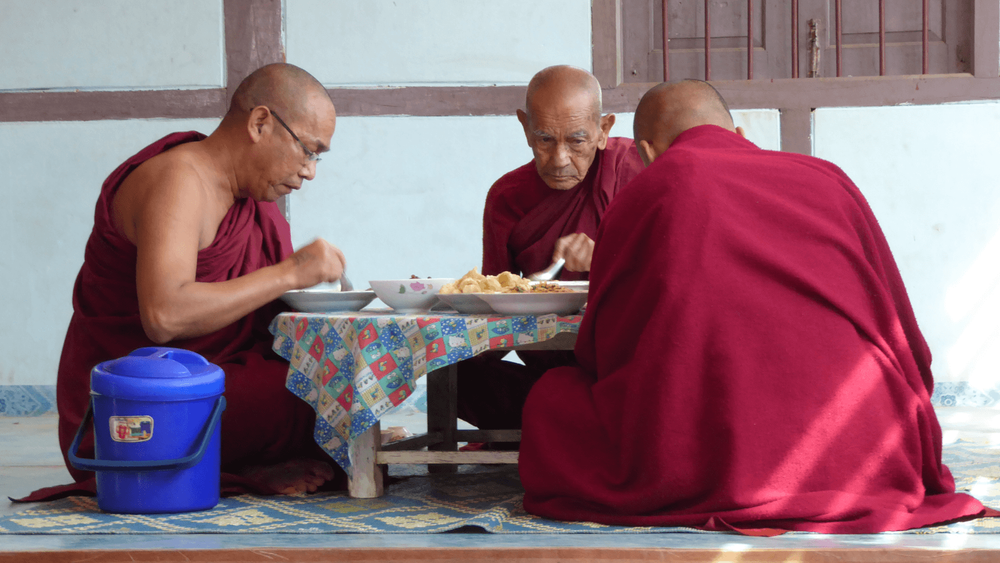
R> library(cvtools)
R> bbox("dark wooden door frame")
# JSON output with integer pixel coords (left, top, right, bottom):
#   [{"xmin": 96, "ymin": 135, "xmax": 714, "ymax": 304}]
[{"xmin": 594, "ymin": 0, "xmax": 1000, "ymax": 154}]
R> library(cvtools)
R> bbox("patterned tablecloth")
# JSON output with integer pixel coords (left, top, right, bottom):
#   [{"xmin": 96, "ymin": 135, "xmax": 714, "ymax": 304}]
[{"xmin": 269, "ymin": 310, "xmax": 583, "ymax": 473}]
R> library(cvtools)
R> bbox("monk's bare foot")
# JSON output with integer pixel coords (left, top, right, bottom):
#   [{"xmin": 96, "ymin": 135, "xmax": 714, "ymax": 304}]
[{"xmin": 239, "ymin": 458, "xmax": 335, "ymax": 495}]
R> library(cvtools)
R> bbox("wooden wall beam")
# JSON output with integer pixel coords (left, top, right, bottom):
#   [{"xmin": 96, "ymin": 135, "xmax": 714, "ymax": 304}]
[
  {"xmin": 0, "ymin": 89, "xmax": 226, "ymax": 122},
  {"xmin": 780, "ymin": 108, "xmax": 812, "ymax": 155},
  {"xmin": 972, "ymin": 0, "xmax": 1000, "ymax": 78},
  {"xmin": 603, "ymin": 74, "xmax": 1000, "ymax": 113},
  {"xmin": 224, "ymin": 0, "xmax": 285, "ymax": 103}
]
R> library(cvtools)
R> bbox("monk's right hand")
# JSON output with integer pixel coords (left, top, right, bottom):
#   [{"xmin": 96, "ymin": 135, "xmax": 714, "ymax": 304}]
[
  {"xmin": 286, "ymin": 238, "xmax": 346, "ymax": 289},
  {"xmin": 553, "ymin": 232, "xmax": 595, "ymax": 272}
]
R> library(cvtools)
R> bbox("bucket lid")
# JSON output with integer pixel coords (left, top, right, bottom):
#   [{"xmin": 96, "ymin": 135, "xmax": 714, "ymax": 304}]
[{"xmin": 91, "ymin": 347, "xmax": 225, "ymax": 401}]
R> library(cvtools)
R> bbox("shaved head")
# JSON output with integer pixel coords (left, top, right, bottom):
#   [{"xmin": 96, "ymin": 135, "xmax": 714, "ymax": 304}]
[
  {"xmin": 517, "ymin": 66, "xmax": 615, "ymax": 191},
  {"xmin": 632, "ymin": 80, "xmax": 737, "ymax": 166},
  {"xmin": 208, "ymin": 63, "xmax": 337, "ymax": 202},
  {"xmin": 524, "ymin": 65, "xmax": 603, "ymax": 125},
  {"xmin": 225, "ymin": 63, "xmax": 333, "ymax": 125}
]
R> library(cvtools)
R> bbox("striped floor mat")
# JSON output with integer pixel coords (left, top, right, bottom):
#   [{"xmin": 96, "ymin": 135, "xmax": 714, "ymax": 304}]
[{"xmin": 3, "ymin": 441, "xmax": 998, "ymax": 535}]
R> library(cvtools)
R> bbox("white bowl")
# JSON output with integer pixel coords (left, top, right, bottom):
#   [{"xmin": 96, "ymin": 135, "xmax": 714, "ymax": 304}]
[
  {"xmin": 280, "ymin": 289, "xmax": 376, "ymax": 313},
  {"xmin": 436, "ymin": 293, "xmax": 495, "ymax": 314},
  {"xmin": 476, "ymin": 291, "xmax": 588, "ymax": 316},
  {"xmin": 369, "ymin": 278, "xmax": 455, "ymax": 313}
]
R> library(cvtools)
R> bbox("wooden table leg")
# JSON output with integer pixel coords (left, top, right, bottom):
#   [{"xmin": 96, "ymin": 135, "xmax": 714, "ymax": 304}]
[
  {"xmin": 427, "ymin": 363, "xmax": 458, "ymax": 473},
  {"xmin": 347, "ymin": 420, "xmax": 384, "ymax": 498}
]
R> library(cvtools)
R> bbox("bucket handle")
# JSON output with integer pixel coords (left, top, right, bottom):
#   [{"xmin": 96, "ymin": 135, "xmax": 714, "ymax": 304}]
[{"xmin": 68, "ymin": 396, "xmax": 226, "ymax": 472}]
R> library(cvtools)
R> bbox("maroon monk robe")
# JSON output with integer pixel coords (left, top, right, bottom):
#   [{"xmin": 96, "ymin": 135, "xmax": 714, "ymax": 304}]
[
  {"xmin": 481, "ymin": 136, "xmax": 644, "ymax": 280},
  {"xmin": 56, "ymin": 132, "xmax": 336, "ymax": 486},
  {"xmin": 458, "ymin": 137, "xmax": 645, "ymax": 431},
  {"xmin": 518, "ymin": 125, "xmax": 987, "ymax": 533}
]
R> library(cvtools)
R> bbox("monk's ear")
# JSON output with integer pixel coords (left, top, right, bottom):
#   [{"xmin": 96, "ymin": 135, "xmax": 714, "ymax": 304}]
[
  {"xmin": 597, "ymin": 114, "xmax": 615, "ymax": 150},
  {"xmin": 247, "ymin": 106, "xmax": 271, "ymax": 144},
  {"xmin": 516, "ymin": 109, "xmax": 532, "ymax": 146},
  {"xmin": 637, "ymin": 139, "xmax": 655, "ymax": 168}
]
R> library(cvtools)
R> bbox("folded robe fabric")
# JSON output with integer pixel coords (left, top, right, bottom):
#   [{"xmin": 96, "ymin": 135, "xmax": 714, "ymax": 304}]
[
  {"xmin": 481, "ymin": 137, "xmax": 644, "ymax": 280},
  {"xmin": 518, "ymin": 125, "xmax": 987, "ymax": 533},
  {"xmin": 53, "ymin": 132, "xmax": 338, "ymax": 490}
]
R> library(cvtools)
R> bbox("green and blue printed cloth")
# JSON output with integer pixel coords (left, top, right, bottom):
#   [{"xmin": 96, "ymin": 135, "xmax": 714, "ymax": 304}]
[{"xmin": 269, "ymin": 310, "xmax": 582, "ymax": 473}]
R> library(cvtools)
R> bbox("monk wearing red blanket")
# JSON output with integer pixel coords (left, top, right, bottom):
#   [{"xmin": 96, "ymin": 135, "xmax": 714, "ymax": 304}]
[
  {"xmin": 518, "ymin": 81, "xmax": 988, "ymax": 532},
  {"xmin": 54, "ymin": 64, "xmax": 346, "ymax": 495},
  {"xmin": 458, "ymin": 66, "xmax": 644, "ymax": 432}
]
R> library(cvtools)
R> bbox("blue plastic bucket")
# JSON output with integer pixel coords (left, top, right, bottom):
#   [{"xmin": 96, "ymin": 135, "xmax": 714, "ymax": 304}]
[{"xmin": 68, "ymin": 347, "xmax": 226, "ymax": 514}]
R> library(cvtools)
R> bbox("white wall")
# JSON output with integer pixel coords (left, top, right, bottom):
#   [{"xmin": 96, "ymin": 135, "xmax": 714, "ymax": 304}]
[
  {"xmin": 287, "ymin": 115, "xmax": 527, "ymax": 282},
  {"xmin": 814, "ymin": 103, "xmax": 1000, "ymax": 386},
  {"xmin": 288, "ymin": 109, "xmax": 782, "ymax": 287},
  {"xmin": 0, "ymin": 0, "xmax": 224, "ymax": 90},
  {"xmin": 286, "ymin": 0, "xmax": 592, "ymax": 86},
  {"xmin": 0, "ymin": 0, "xmax": 226, "ymax": 385},
  {"xmin": 0, "ymin": 119, "xmax": 220, "ymax": 385},
  {"xmin": 1, "ymin": 0, "xmax": 996, "ymax": 398},
  {"xmin": 612, "ymin": 109, "xmax": 781, "ymax": 152}
]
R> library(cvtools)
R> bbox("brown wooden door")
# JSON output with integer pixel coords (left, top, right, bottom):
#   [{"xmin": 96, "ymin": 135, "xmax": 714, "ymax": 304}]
[
  {"xmin": 620, "ymin": 0, "xmax": 971, "ymax": 83},
  {"xmin": 800, "ymin": 0, "xmax": 972, "ymax": 77}
]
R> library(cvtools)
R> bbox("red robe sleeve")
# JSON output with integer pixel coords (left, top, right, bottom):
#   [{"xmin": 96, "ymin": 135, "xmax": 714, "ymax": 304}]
[{"xmin": 482, "ymin": 166, "xmax": 527, "ymax": 275}]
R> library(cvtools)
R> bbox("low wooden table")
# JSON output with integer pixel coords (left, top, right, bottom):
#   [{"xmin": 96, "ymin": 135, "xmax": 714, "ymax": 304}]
[
  {"xmin": 269, "ymin": 311, "xmax": 581, "ymax": 498},
  {"xmin": 362, "ymin": 331, "xmax": 577, "ymax": 497}
]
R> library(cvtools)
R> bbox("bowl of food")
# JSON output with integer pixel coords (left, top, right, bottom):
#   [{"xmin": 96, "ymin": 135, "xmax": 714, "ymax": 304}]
[
  {"xmin": 437, "ymin": 269, "xmax": 587, "ymax": 315},
  {"xmin": 369, "ymin": 277, "xmax": 455, "ymax": 313}
]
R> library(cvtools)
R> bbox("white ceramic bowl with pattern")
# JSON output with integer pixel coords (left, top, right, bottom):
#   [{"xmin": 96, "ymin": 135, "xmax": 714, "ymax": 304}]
[{"xmin": 369, "ymin": 278, "xmax": 455, "ymax": 313}]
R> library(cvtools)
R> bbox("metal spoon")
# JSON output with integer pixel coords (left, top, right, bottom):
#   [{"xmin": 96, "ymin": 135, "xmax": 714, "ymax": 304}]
[
  {"xmin": 527, "ymin": 257, "xmax": 565, "ymax": 281},
  {"xmin": 339, "ymin": 272, "xmax": 355, "ymax": 291}
]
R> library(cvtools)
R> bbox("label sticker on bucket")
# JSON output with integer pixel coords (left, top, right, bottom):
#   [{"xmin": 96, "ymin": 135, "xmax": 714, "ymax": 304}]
[{"xmin": 109, "ymin": 416, "xmax": 154, "ymax": 442}]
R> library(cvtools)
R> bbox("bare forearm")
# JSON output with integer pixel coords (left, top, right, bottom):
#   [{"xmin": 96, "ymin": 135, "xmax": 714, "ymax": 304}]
[
  {"xmin": 141, "ymin": 261, "xmax": 295, "ymax": 343},
  {"xmin": 137, "ymin": 237, "xmax": 344, "ymax": 343}
]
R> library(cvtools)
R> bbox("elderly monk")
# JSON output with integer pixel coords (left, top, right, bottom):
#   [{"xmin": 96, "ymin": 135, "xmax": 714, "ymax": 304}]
[
  {"xmin": 458, "ymin": 65, "xmax": 645, "ymax": 433},
  {"xmin": 517, "ymin": 80, "xmax": 987, "ymax": 532},
  {"xmin": 56, "ymin": 63, "xmax": 345, "ymax": 495},
  {"xmin": 483, "ymin": 65, "xmax": 644, "ymax": 279}
]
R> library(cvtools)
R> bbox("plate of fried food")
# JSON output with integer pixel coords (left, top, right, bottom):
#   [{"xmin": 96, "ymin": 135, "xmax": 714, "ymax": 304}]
[{"xmin": 437, "ymin": 269, "xmax": 588, "ymax": 316}]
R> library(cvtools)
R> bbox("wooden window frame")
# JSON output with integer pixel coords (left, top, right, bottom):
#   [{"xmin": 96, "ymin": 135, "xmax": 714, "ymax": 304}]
[
  {"xmin": 594, "ymin": 0, "xmax": 1000, "ymax": 154},
  {"xmin": 0, "ymin": 0, "xmax": 282, "ymax": 122}
]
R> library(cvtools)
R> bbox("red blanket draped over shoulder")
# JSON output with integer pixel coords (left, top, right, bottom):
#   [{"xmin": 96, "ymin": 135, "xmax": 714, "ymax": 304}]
[
  {"xmin": 481, "ymin": 137, "xmax": 643, "ymax": 280},
  {"xmin": 57, "ymin": 132, "xmax": 324, "ymax": 484},
  {"xmin": 518, "ymin": 125, "xmax": 986, "ymax": 533}
]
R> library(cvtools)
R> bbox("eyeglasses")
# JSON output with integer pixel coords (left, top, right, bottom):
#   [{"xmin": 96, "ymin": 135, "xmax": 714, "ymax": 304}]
[{"xmin": 269, "ymin": 109, "xmax": 321, "ymax": 162}]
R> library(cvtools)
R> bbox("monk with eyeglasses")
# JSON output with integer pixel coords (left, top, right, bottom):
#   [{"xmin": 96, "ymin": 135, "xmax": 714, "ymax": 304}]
[{"xmin": 55, "ymin": 63, "xmax": 346, "ymax": 495}]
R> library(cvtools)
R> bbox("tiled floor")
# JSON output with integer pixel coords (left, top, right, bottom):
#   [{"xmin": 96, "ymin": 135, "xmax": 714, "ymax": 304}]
[{"xmin": 3, "ymin": 408, "xmax": 1000, "ymax": 561}]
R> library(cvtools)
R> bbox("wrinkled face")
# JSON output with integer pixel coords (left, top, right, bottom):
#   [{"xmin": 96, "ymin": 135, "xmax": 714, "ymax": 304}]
[
  {"xmin": 518, "ymin": 91, "xmax": 610, "ymax": 191},
  {"xmin": 249, "ymin": 93, "xmax": 336, "ymax": 202}
]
